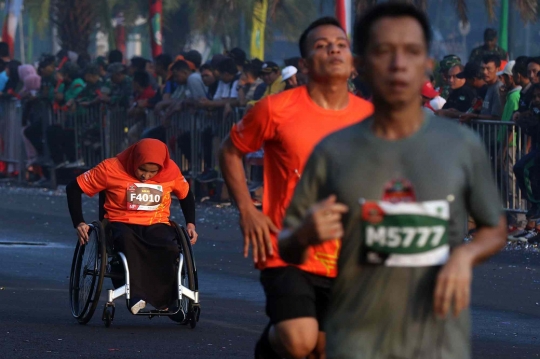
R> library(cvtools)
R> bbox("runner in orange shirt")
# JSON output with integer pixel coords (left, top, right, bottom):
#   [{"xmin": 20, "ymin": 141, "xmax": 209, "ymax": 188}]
[
  {"xmin": 66, "ymin": 139, "xmax": 197, "ymax": 318},
  {"xmin": 219, "ymin": 17, "xmax": 373, "ymax": 359}
]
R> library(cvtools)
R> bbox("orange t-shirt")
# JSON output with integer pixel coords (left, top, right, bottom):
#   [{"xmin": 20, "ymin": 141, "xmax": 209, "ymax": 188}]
[
  {"xmin": 230, "ymin": 86, "xmax": 374, "ymax": 277},
  {"xmin": 77, "ymin": 158, "xmax": 190, "ymax": 226}
]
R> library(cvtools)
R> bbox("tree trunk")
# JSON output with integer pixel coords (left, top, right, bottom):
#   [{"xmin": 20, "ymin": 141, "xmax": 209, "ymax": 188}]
[{"xmin": 52, "ymin": 0, "xmax": 96, "ymax": 54}]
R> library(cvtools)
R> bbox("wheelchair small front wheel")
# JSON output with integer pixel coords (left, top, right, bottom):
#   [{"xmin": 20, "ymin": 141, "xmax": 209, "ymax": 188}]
[{"xmin": 103, "ymin": 309, "xmax": 112, "ymax": 328}]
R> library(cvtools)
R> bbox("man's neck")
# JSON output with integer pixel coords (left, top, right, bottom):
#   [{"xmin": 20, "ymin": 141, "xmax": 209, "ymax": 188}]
[
  {"xmin": 1, "ymin": 57, "xmax": 9, "ymax": 63},
  {"xmin": 372, "ymin": 100, "xmax": 425, "ymax": 141},
  {"xmin": 486, "ymin": 78, "xmax": 498, "ymax": 86},
  {"xmin": 521, "ymin": 81, "xmax": 531, "ymax": 90},
  {"xmin": 306, "ymin": 78, "xmax": 350, "ymax": 110}
]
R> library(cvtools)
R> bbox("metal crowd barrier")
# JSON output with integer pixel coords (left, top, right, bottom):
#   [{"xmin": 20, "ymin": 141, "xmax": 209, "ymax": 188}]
[
  {"xmin": 0, "ymin": 98, "xmax": 244, "ymax": 186},
  {"xmin": 0, "ymin": 97, "xmax": 24, "ymax": 181},
  {"xmin": 470, "ymin": 119, "xmax": 529, "ymax": 214},
  {"xmin": 0, "ymin": 96, "xmax": 535, "ymax": 214}
]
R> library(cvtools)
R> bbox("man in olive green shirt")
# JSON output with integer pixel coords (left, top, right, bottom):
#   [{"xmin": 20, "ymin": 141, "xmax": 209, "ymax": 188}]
[{"xmin": 279, "ymin": 3, "xmax": 506, "ymax": 359}]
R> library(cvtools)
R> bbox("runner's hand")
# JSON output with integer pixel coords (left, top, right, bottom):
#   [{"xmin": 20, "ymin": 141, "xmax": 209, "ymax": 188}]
[
  {"xmin": 239, "ymin": 207, "xmax": 279, "ymax": 263},
  {"xmin": 76, "ymin": 222, "xmax": 90, "ymax": 246},
  {"xmin": 433, "ymin": 246, "xmax": 473, "ymax": 318},
  {"xmin": 186, "ymin": 223, "xmax": 198, "ymax": 245},
  {"xmin": 300, "ymin": 195, "xmax": 349, "ymax": 245}
]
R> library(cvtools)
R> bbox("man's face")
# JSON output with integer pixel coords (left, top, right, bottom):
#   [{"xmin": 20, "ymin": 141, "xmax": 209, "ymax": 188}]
[
  {"xmin": 363, "ymin": 16, "xmax": 428, "ymax": 109},
  {"xmin": 145, "ymin": 62, "xmax": 155, "ymax": 75},
  {"xmin": 532, "ymin": 88, "xmax": 540, "ymax": 105},
  {"xmin": 481, "ymin": 61, "xmax": 497, "ymax": 84},
  {"xmin": 502, "ymin": 73, "xmax": 514, "ymax": 88},
  {"xmin": 471, "ymin": 77, "xmax": 486, "ymax": 89},
  {"xmin": 261, "ymin": 71, "xmax": 279, "ymax": 85},
  {"xmin": 485, "ymin": 38, "xmax": 497, "ymax": 50},
  {"xmin": 527, "ymin": 62, "xmax": 540, "ymax": 84},
  {"xmin": 173, "ymin": 69, "xmax": 189, "ymax": 84},
  {"xmin": 41, "ymin": 64, "xmax": 55, "ymax": 77},
  {"xmin": 287, "ymin": 74, "xmax": 298, "ymax": 88},
  {"xmin": 84, "ymin": 73, "xmax": 99, "ymax": 85},
  {"xmin": 303, "ymin": 24, "xmax": 353, "ymax": 82},
  {"xmin": 155, "ymin": 64, "xmax": 167, "ymax": 78},
  {"xmin": 201, "ymin": 69, "xmax": 216, "ymax": 87},
  {"xmin": 220, "ymin": 72, "xmax": 235, "ymax": 84},
  {"xmin": 448, "ymin": 65, "xmax": 465, "ymax": 90}
]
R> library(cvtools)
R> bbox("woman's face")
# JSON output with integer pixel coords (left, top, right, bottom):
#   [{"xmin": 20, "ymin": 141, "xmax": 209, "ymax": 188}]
[{"xmin": 135, "ymin": 163, "xmax": 160, "ymax": 182}]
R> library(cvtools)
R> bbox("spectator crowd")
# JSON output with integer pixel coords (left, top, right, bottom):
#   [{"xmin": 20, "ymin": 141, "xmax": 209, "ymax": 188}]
[{"xmin": 1, "ymin": 26, "xmax": 540, "ymax": 239}]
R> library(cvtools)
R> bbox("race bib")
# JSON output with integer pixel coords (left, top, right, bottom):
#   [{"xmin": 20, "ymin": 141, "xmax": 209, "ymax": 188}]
[
  {"xmin": 126, "ymin": 183, "xmax": 163, "ymax": 211},
  {"xmin": 360, "ymin": 199, "xmax": 450, "ymax": 267}
]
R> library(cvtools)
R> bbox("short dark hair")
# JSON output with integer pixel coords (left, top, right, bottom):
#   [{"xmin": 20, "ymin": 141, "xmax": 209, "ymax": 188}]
[
  {"xmin": 513, "ymin": 56, "xmax": 529, "ymax": 77},
  {"xmin": 484, "ymin": 28, "xmax": 497, "ymax": 41},
  {"xmin": 171, "ymin": 60, "xmax": 191, "ymax": 72},
  {"xmin": 155, "ymin": 53, "xmax": 173, "ymax": 69},
  {"xmin": 84, "ymin": 64, "xmax": 100, "ymax": 76},
  {"xmin": 199, "ymin": 64, "xmax": 213, "ymax": 73},
  {"xmin": 527, "ymin": 56, "xmax": 540, "ymax": 68},
  {"xmin": 354, "ymin": 2, "xmax": 431, "ymax": 55},
  {"xmin": 38, "ymin": 54, "xmax": 56, "ymax": 70},
  {"xmin": 299, "ymin": 17, "xmax": 344, "ymax": 58},
  {"xmin": 450, "ymin": 63, "xmax": 465, "ymax": 72},
  {"xmin": 77, "ymin": 52, "xmax": 92, "ymax": 70},
  {"xmin": 133, "ymin": 70, "xmax": 150, "ymax": 88},
  {"xmin": 59, "ymin": 62, "xmax": 80, "ymax": 79},
  {"xmin": 481, "ymin": 54, "xmax": 501, "ymax": 68},
  {"xmin": 531, "ymin": 83, "xmax": 540, "ymax": 94},
  {"xmin": 108, "ymin": 50, "xmax": 123, "ymax": 64},
  {"xmin": 130, "ymin": 56, "xmax": 148, "ymax": 71},
  {"xmin": 184, "ymin": 50, "xmax": 203, "ymax": 68},
  {"xmin": 243, "ymin": 62, "xmax": 258, "ymax": 78},
  {"xmin": 217, "ymin": 58, "xmax": 238, "ymax": 75},
  {"xmin": 0, "ymin": 42, "xmax": 9, "ymax": 58},
  {"xmin": 228, "ymin": 47, "xmax": 247, "ymax": 67}
]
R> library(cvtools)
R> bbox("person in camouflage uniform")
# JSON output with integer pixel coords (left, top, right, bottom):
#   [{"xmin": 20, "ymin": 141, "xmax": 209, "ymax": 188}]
[
  {"xmin": 102, "ymin": 63, "xmax": 132, "ymax": 107},
  {"xmin": 469, "ymin": 28, "xmax": 508, "ymax": 65},
  {"xmin": 438, "ymin": 55, "xmax": 461, "ymax": 99}
]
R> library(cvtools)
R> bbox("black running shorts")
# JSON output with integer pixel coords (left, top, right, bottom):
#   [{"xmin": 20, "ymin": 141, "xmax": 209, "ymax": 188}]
[{"xmin": 259, "ymin": 266, "xmax": 333, "ymax": 331}]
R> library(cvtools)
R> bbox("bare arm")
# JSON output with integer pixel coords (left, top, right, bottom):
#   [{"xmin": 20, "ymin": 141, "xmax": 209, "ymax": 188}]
[
  {"xmin": 219, "ymin": 136, "xmax": 278, "ymax": 263},
  {"xmin": 434, "ymin": 215, "xmax": 506, "ymax": 319}
]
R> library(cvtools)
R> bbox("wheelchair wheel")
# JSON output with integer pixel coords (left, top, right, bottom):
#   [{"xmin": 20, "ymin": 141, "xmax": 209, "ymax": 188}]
[
  {"xmin": 69, "ymin": 221, "xmax": 107, "ymax": 324},
  {"xmin": 171, "ymin": 222, "xmax": 199, "ymax": 328}
]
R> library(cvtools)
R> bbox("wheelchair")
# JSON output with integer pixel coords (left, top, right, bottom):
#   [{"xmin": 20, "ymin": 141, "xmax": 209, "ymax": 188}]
[{"xmin": 68, "ymin": 192, "xmax": 200, "ymax": 328}]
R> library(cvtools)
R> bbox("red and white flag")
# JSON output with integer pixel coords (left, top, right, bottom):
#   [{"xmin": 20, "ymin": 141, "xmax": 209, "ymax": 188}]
[
  {"xmin": 1, "ymin": 0, "xmax": 23, "ymax": 58},
  {"xmin": 335, "ymin": 0, "xmax": 352, "ymax": 38}
]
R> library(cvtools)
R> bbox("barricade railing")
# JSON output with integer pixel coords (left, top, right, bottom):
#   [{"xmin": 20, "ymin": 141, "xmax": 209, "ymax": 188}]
[
  {"xmin": 0, "ymin": 97, "xmax": 24, "ymax": 181},
  {"xmin": 0, "ymin": 96, "xmax": 534, "ymax": 212},
  {"xmin": 0, "ymin": 97, "xmax": 244, "ymax": 186},
  {"xmin": 469, "ymin": 119, "xmax": 529, "ymax": 214}
]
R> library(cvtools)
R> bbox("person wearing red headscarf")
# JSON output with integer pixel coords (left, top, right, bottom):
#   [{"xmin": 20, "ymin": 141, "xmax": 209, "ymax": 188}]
[{"xmin": 66, "ymin": 139, "xmax": 196, "ymax": 318}]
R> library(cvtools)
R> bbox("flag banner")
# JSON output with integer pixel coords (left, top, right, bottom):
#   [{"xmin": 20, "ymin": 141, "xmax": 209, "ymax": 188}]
[
  {"xmin": 1, "ymin": 0, "xmax": 23, "ymax": 57},
  {"xmin": 250, "ymin": 0, "xmax": 268, "ymax": 60},
  {"xmin": 149, "ymin": 0, "xmax": 163, "ymax": 57}
]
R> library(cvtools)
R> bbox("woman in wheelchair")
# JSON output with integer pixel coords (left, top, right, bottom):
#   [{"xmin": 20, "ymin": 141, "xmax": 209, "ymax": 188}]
[{"xmin": 66, "ymin": 138, "xmax": 197, "ymax": 318}]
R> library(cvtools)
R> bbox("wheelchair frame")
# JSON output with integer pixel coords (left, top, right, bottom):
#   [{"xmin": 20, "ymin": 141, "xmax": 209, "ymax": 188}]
[{"xmin": 69, "ymin": 192, "xmax": 200, "ymax": 328}]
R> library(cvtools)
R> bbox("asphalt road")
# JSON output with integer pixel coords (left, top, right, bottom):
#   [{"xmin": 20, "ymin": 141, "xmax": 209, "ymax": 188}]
[{"xmin": 0, "ymin": 185, "xmax": 540, "ymax": 359}]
